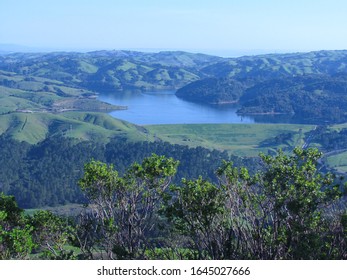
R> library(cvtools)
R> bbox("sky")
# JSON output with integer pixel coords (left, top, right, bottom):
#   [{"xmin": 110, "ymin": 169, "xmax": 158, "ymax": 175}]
[{"xmin": 1, "ymin": 0, "xmax": 347, "ymax": 56}]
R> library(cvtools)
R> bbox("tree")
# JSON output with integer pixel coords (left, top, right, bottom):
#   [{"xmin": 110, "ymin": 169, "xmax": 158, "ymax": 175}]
[
  {"xmin": 257, "ymin": 148, "xmax": 343, "ymax": 259},
  {"xmin": 30, "ymin": 210, "xmax": 77, "ymax": 259},
  {"xmin": 164, "ymin": 148, "xmax": 346, "ymax": 259},
  {"xmin": 0, "ymin": 193, "xmax": 79, "ymax": 260},
  {"xmin": 77, "ymin": 154, "xmax": 179, "ymax": 259},
  {"xmin": 218, "ymin": 148, "xmax": 346, "ymax": 259},
  {"xmin": 164, "ymin": 177, "xmax": 227, "ymax": 259},
  {"xmin": 0, "ymin": 193, "xmax": 35, "ymax": 259}
]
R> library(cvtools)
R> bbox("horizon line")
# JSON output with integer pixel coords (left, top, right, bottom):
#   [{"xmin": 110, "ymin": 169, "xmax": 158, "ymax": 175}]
[{"xmin": 0, "ymin": 44, "xmax": 346, "ymax": 58}]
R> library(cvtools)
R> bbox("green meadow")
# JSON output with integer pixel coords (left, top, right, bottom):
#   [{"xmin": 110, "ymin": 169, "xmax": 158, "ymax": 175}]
[{"xmin": 146, "ymin": 123, "xmax": 315, "ymax": 157}]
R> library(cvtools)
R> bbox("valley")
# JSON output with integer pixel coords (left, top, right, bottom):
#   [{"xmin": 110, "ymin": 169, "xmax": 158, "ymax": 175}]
[{"xmin": 1, "ymin": 49, "xmax": 347, "ymax": 209}]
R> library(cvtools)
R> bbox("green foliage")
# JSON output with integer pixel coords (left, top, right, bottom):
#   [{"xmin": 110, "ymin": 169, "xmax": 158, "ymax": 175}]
[
  {"xmin": 256, "ymin": 148, "xmax": 343, "ymax": 258},
  {"xmin": 145, "ymin": 247, "xmax": 198, "ymax": 260},
  {"xmin": 30, "ymin": 210, "xmax": 77, "ymax": 259},
  {"xmin": 163, "ymin": 148, "xmax": 346, "ymax": 259},
  {"xmin": 78, "ymin": 160, "xmax": 123, "ymax": 202},
  {"xmin": 0, "ymin": 148, "xmax": 346, "ymax": 260},
  {"xmin": 0, "ymin": 192, "xmax": 24, "ymax": 224},
  {"xmin": 0, "ymin": 193, "xmax": 79, "ymax": 260},
  {"xmin": 164, "ymin": 177, "xmax": 226, "ymax": 259},
  {"xmin": 128, "ymin": 154, "xmax": 179, "ymax": 190},
  {"xmin": 0, "ymin": 193, "xmax": 35, "ymax": 259},
  {"xmin": 1, "ymin": 225, "xmax": 35, "ymax": 260},
  {"xmin": 77, "ymin": 154, "xmax": 179, "ymax": 259}
]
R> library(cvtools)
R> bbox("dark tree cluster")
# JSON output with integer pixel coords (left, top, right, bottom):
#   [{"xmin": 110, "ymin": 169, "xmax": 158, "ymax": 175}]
[
  {"xmin": 0, "ymin": 136, "xmax": 245, "ymax": 208},
  {"xmin": 176, "ymin": 77, "xmax": 245, "ymax": 104},
  {"xmin": 310, "ymin": 127, "xmax": 347, "ymax": 151},
  {"xmin": 237, "ymin": 74, "xmax": 347, "ymax": 123}
]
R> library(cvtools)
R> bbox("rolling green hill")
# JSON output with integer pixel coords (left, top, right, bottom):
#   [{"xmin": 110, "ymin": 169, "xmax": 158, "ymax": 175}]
[
  {"xmin": 0, "ymin": 50, "xmax": 221, "ymax": 92},
  {"xmin": 0, "ymin": 112, "xmax": 148, "ymax": 144}
]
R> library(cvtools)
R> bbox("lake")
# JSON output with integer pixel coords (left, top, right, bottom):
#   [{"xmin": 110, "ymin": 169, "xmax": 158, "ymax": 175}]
[{"xmin": 97, "ymin": 90, "xmax": 256, "ymax": 125}]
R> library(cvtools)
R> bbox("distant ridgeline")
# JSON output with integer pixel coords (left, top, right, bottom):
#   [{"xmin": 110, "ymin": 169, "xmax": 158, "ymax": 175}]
[
  {"xmin": 0, "ymin": 50, "xmax": 222, "ymax": 92},
  {"xmin": 1, "ymin": 49, "xmax": 347, "ymax": 122}
]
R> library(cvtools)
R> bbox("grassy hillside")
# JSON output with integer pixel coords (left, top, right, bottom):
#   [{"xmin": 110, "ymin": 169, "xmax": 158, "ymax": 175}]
[
  {"xmin": 325, "ymin": 151, "xmax": 347, "ymax": 173},
  {"xmin": 0, "ymin": 65, "xmax": 139, "ymax": 144},
  {"xmin": 0, "ymin": 69, "xmax": 123, "ymax": 111},
  {"xmin": 0, "ymin": 111, "xmax": 317, "ymax": 157},
  {"xmin": 0, "ymin": 112, "xmax": 148, "ymax": 144},
  {"xmin": 146, "ymin": 123, "xmax": 315, "ymax": 157}
]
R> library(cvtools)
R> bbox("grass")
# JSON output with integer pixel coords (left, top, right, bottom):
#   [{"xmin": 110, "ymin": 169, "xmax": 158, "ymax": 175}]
[
  {"xmin": 0, "ymin": 112, "xmax": 148, "ymax": 144},
  {"xmin": 0, "ymin": 113, "xmax": 49, "ymax": 143},
  {"xmin": 325, "ymin": 151, "xmax": 347, "ymax": 173},
  {"xmin": 78, "ymin": 61, "xmax": 99, "ymax": 73},
  {"xmin": 329, "ymin": 123, "xmax": 347, "ymax": 131},
  {"xmin": 1, "ymin": 107, "xmax": 315, "ymax": 157},
  {"xmin": 145, "ymin": 123, "xmax": 315, "ymax": 157},
  {"xmin": 25, "ymin": 203, "xmax": 84, "ymax": 216},
  {"xmin": 0, "ymin": 96, "xmax": 41, "ymax": 114},
  {"xmin": 117, "ymin": 61, "xmax": 137, "ymax": 71}
]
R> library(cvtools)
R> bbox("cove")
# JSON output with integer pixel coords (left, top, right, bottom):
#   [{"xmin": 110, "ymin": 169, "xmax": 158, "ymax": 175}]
[{"xmin": 97, "ymin": 90, "xmax": 255, "ymax": 125}]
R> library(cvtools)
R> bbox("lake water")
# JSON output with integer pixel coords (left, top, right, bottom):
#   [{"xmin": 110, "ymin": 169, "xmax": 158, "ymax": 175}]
[{"xmin": 98, "ymin": 90, "xmax": 255, "ymax": 125}]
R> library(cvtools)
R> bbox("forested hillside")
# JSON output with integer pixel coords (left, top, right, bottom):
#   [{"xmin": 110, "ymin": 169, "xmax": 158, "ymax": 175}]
[
  {"xmin": 1, "ymin": 135, "xmax": 258, "ymax": 208},
  {"xmin": 237, "ymin": 74, "xmax": 347, "ymax": 123},
  {"xmin": 175, "ymin": 50, "xmax": 347, "ymax": 123},
  {"xmin": 176, "ymin": 77, "xmax": 245, "ymax": 104}
]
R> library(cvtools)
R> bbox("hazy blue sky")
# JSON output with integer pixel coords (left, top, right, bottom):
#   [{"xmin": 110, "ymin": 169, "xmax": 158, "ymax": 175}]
[{"xmin": 1, "ymin": 0, "xmax": 346, "ymax": 56}]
